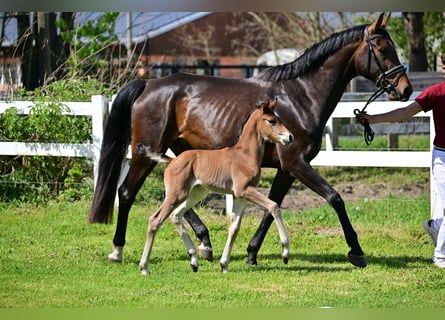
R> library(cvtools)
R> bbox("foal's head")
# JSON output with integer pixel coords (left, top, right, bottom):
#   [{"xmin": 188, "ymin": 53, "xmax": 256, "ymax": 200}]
[{"xmin": 257, "ymin": 98, "xmax": 294, "ymax": 146}]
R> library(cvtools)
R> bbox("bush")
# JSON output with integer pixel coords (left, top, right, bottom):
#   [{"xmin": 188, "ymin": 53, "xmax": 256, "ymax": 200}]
[{"xmin": 0, "ymin": 78, "xmax": 113, "ymax": 203}]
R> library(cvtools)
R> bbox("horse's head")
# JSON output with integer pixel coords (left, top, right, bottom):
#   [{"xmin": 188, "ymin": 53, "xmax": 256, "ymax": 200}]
[
  {"xmin": 356, "ymin": 13, "xmax": 412, "ymax": 101},
  {"xmin": 258, "ymin": 98, "xmax": 294, "ymax": 146}
]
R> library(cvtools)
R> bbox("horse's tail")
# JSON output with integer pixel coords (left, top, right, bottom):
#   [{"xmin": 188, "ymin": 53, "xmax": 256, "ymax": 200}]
[
  {"xmin": 135, "ymin": 143, "xmax": 173, "ymax": 164},
  {"xmin": 88, "ymin": 79, "xmax": 146, "ymax": 224}
]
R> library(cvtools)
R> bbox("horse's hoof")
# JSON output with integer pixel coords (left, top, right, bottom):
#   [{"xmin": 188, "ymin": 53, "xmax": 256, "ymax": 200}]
[
  {"xmin": 282, "ymin": 256, "xmax": 289, "ymax": 265},
  {"xmin": 348, "ymin": 252, "xmax": 367, "ymax": 268},
  {"xmin": 246, "ymin": 253, "xmax": 257, "ymax": 265},
  {"xmin": 107, "ymin": 246, "xmax": 123, "ymax": 263},
  {"xmin": 107, "ymin": 255, "xmax": 122, "ymax": 263},
  {"xmin": 198, "ymin": 245, "xmax": 214, "ymax": 262},
  {"xmin": 141, "ymin": 269, "xmax": 149, "ymax": 276},
  {"xmin": 191, "ymin": 264, "xmax": 198, "ymax": 272}
]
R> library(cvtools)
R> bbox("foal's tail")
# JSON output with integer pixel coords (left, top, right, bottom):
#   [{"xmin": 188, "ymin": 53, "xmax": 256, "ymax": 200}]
[
  {"xmin": 135, "ymin": 143, "xmax": 173, "ymax": 164},
  {"xmin": 88, "ymin": 79, "xmax": 146, "ymax": 224}
]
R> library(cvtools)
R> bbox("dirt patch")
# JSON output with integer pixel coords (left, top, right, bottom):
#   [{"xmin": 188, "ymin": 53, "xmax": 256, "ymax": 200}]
[{"xmin": 203, "ymin": 179, "xmax": 429, "ymax": 215}]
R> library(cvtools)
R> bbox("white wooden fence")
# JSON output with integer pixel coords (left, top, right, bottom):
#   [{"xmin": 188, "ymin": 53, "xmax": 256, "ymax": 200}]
[
  {"xmin": 0, "ymin": 95, "xmax": 109, "ymax": 185},
  {"xmin": 0, "ymin": 95, "xmax": 440, "ymax": 217}
]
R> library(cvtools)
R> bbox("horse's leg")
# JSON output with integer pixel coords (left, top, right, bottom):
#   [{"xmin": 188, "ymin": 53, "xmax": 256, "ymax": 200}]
[
  {"xmin": 108, "ymin": 157, "xmax": 157, "ymax": 262},
  {"xmin": 183, "ymin": 210, "xmax": 213, "ymax": 261},
  {"xmin": 247, "ymin": 169, "xmax": 295, "ymax": 265},
  {"xmin": 288, "ymin": 160, "xmax": 366, "ymax": 267},
  {"xmin": 241, "ymin": 187, "xmax": 290, "ymax": 265},
  {"xmin": 170, "ymin": 186, "xmax": 209, "ymax": 272},
  {"xmin": 220, "ymin": 198, "xmax": 247, "ymax": 273}
]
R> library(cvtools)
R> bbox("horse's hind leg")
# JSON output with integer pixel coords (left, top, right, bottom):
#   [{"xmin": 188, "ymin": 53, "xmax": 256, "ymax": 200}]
[
  {"xmin": 247, "ymin": 169, "xmax": 295, "ymax": 265},
  {"xmin": 109, "ymin": 157, "xmax": 157, "ymax": 262}
]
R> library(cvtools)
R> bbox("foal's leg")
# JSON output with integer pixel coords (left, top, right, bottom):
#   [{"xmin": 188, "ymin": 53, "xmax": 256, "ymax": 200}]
[
  {"xmin": 247, "ymin": 169, "xmax": 295, "ymax": 265},
  {"xmin": 139, "ymin": 199, "xmax": 177, "ymax": 275},
  {"xmin": 220, "ymin": 198, "xmax": 247, "ymax": 273},
  {"xmin": 170, "ymin": 186, "xmax": 209, "ymax": 272},
  {"xmin": 169, "ymin": 147, "xmax": 213, "ymax": 261},
  {"xmin": 241, "ymin": 186, "xmax": 290, "ymax": 264}
]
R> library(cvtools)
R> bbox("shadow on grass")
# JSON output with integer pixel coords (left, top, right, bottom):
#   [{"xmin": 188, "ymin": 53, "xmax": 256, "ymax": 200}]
[
  {"xmin": 137, "ymin": 251, "xmax": 432, "ymax": 273},
  {"xmin": 209, "ymin": 252, "xmax": 432, "ymax": 271}
]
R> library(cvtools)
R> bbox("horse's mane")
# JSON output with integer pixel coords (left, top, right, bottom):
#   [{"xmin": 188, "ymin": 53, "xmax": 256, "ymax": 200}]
[{"xmin": 254, "ymin": 24, "xmax": 370, "ymax": 82}]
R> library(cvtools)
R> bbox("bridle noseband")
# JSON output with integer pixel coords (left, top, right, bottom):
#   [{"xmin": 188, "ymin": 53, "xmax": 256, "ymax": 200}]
[{"xmin": 355, "ymin": 26, "xmax": 407, "ymax": 145}]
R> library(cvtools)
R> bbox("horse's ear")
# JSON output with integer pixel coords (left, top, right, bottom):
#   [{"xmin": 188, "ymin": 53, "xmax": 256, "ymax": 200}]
[
  {"xmin": 381, "ymin": 13, "xmax": 391, "ymax": 28},
  {"xmin": 368, "ymin": 12, "xmax": 385, "ymax": 34}
]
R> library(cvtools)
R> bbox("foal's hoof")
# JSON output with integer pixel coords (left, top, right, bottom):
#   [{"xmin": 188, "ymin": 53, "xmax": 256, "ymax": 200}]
[
  {"xmin": 198, "ymin": 245, "xmax": 214, "ymax": 262},
  {"xmin": 282, "ymin": 256, "xmax": 289, "ymax": 265},
  {"xmin": 191, "ymin": 264, "xmax": 198, "ymax": 272},
  {"xmin": 348, "ymin": 252, "xmax": 367, "ymax": 268}
]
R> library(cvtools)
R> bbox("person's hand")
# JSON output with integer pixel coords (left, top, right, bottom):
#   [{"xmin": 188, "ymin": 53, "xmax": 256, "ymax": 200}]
[{"xmin": 355, "ymin": 113, "xmax": 372, "ymax": 125}]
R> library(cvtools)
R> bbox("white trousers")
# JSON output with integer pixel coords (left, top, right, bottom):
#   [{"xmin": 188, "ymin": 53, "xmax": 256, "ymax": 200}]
[{"xmin": 431, "ymin": 148, "xmax": 445, "ymax": 260}]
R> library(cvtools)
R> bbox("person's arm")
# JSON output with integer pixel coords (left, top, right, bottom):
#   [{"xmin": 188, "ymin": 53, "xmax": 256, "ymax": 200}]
[{"xmin": 356, "ymin": 101, "xmax": 423, "ymax": 124}]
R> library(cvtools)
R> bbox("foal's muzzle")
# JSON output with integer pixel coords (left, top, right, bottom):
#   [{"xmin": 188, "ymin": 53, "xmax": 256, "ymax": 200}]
[{"xmin": 281, "ymin": 133, "xmax": 294, "ymax": 145}]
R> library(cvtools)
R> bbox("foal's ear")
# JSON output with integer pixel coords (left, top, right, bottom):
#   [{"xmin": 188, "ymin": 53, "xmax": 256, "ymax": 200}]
[
  {"xmin": 262, "ymin": 97, "xmax": 278, "ymax": 114},
  {"xmin": 269, "ymin": 97, "xmax": 278, "ymax": 111},
  {"xmin": 368, "ymin": 12, "xmax": 386, "ymax": 34}
]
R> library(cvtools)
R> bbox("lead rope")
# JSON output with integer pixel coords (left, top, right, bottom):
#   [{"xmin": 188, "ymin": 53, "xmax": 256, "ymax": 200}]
[{"xmin": 354, "ymin": 87, "xmax": 386, "ymax": 145}]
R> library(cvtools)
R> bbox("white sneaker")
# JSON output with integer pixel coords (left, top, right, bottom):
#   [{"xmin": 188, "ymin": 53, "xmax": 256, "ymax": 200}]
[
  {"xmin": 434, "ymin": 259, "xmax": 445, "ymax": 269},
  {"xmin": 423, "ymin": 220, "xmax": 438, "ymax": 246}
]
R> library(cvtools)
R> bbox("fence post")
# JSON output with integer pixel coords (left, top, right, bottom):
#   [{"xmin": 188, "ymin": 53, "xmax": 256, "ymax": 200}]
[{"xmin": 91, "ymin": 95, "xmax": 109, "ymax": 188}]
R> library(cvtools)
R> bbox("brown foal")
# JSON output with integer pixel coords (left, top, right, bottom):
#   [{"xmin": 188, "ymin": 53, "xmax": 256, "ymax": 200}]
[{"xmin": 136, "ymin": 98, "xmax": 294, "ymax": 274}]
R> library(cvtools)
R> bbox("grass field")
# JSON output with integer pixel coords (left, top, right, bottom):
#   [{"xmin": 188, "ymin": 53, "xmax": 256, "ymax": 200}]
[{"xmin": 1, "ymin": 190, "xmax": 444, "ymax": 308}]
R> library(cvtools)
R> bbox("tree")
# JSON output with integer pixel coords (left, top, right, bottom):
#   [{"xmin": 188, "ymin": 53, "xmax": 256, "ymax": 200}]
[{"xmin": 402, "ymin": 12, "xmax": 428, "ymax": 71}]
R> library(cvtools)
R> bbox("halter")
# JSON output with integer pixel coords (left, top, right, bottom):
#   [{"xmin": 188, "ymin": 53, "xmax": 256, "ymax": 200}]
[{"xmin": 354, "ymin": 26, "xmax": 407, "ymax": 145}]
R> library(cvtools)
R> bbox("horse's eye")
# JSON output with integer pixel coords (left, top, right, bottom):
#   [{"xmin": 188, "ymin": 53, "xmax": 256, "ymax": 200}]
[{"xmin": 267, "ymin": 119, "xmax": 276, "ymax": 126}]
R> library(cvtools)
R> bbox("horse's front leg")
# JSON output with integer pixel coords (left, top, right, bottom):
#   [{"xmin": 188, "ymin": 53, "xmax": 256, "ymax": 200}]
[
  {"xmin": 242, "ymin": 187, "xmax": 290, "ymax": 265},
  {"xmin": 247, "ymin": 169, "xmax": 295, "ymax": 265},
  {"xmin": 288, "ymin": 160, "xmax": 366, "ymax": 267},
  {"xmin": 183, "ymin": 209, "xmax": 213, "ymax": 262},
  {"xmin": 220, "ymin": 198, "xmax": 246, "ymax": 273}
]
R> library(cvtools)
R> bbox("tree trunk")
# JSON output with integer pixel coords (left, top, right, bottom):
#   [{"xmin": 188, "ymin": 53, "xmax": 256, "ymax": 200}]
[
  {"xmin": 402, "ymin": 12, "xmax": 428, "ymax": 71},
  {"xmin": 16, "ymin": 12, "xmax": 39, "ymax": 90},
  {"xmin": 37, "ymin": 12, "xmax": 56, "ymax": 85}
]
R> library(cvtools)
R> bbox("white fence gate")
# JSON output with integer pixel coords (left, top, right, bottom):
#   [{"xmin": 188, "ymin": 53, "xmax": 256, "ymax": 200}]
[{"xmin": 0, "ymin": 95, "xmax": 440, "ymax": 218}]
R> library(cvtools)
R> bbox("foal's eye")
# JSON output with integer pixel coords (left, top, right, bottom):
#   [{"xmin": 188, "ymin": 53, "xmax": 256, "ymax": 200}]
[{"xmin": 266, "ymin": 119, "xmax": 276, "ymax": 126}]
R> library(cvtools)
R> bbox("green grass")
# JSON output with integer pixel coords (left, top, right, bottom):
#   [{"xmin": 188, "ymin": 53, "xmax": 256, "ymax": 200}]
[{"xmin": 1, "ymin": 193, "xmax": 443, "ymax": 308}]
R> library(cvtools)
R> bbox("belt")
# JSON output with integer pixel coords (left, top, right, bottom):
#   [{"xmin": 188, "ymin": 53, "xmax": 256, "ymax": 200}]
[{"xmin": 434, "ymin": 146, "xmax": 445, "ymax": 152}]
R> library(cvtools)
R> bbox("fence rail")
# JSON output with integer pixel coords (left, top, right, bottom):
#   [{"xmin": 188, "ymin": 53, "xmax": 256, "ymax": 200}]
[{"xmin": 0, "ymin": 94, "xmax": 439, "ymax": 217}]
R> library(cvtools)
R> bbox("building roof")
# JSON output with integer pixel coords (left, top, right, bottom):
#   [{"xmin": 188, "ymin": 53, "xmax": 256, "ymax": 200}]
[
  {"xmin": 0, "ymin": 12, "xmax": 211, "ymax": 46},
  {"xmin": 119, "ymin": 12, "xmax": 210, "ymax": 40}
]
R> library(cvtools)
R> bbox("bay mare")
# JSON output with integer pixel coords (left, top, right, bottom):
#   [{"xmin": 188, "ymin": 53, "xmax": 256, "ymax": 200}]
[
  {"xmin": 136, "ymin": 98, "xmax": 293, "ymax": 274},
  {"xmin": 89, "ymin": 13, "xmax": 412, "ymax": 268}
]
